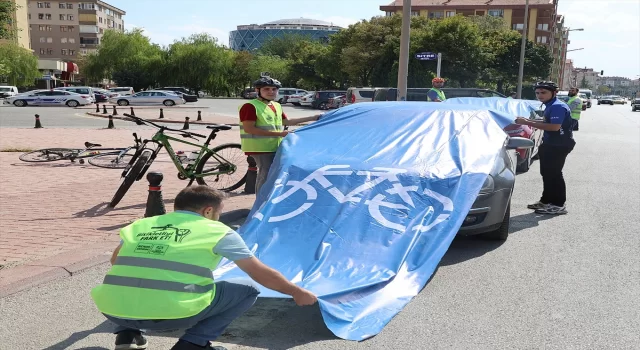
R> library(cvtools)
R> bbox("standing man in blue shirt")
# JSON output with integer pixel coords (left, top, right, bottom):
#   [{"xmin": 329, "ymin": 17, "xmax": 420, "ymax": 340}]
[{"xmin": 515, "ymin": 81, "xmax": 575, "ymax": 215}]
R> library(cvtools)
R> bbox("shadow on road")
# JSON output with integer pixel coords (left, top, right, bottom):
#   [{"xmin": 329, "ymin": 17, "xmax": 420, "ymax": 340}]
[
  {"xmin": 509, "ymin": 211, "xmax": 556, "ymax": 234},
  {"xmin": 439, "ymin": 236, "xmax": 505, "ymax": 266},
  {"xmin": 42, "ymin": 320, "xmax": 112, "ymax": 350}
]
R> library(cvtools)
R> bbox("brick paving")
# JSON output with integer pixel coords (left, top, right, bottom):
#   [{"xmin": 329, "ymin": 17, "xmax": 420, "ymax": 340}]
[{"xmin": 0, "ymin": 127, "xmax": 254, "ymax": 272}]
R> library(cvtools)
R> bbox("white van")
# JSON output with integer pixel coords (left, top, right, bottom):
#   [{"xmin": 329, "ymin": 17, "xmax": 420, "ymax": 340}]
[
  {"xmin": 277, "ymin": 88, "xmax": 307, "ymax": 104},
  {"xmin": 109, "ymin": 87, "xmax": 135, "ymax": 96},
  {"xmin": 0, "ymin": 86, "xmax": 19, "ymax": 99},
  {"xmin": 346, "ymin": 87, "xmax": 376, "ymax": 105}
]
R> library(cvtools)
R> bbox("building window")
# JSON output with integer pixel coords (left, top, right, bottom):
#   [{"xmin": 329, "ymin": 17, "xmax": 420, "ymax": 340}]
[
  {"xmin": 47, "ymin": 48, "xmax": 53, "ymax": 54},
  {"xmin": 59, "ymin": 3, "xmax": 65, "ymax": 8},
  {"xmin": 60, "ymin": 14, "xmax": 65, "ymax": 20},
  {"xmin": 68, "ymin": 15, "xmax": 74, "ymax": 21},
  {"xmin": 61, "ymin": 26, "xmax": 67, "ymax": 32},
  {"xmin": 80, "ymin": 49, "xmax": 88, "ymax": 55},
  {"xmin": 45, "ymin": 14, "xmax": 51, "ymax": 20},
  {"xmin": 61, "ymin": 37, "xmax": 67, "ymax": 43},
  {"xmin": 47, "ymin": 37, "xmax": 52, "ymax": 43},
  {"xmin": 513, "ymin": 23, "xmax": 524, "ymax": 30},
  {"xmin": 69, "ymin": 49, "xmax": 75, "ymax": 56},
  {"xmin": 44, "ymin": 2, "xmax": 50, "ymax": 8},
  {"xmin": 411, "ymin": 11, "xmax": 419, "ymax": 16},
  {"xmin": 37, "ymin": 2, "xmax": 43, "ymax": 8},
  {"xmin": 40, "ymin": 48, "xmax": 45, "ymax": 54},
  {"xmin": 28, "ymin": 14, "xmax": 31, "ymax": 20},
  {"xmin": 69, "ymin": 38, "xmax": 75, "ymax": 43},
  {"xmin": 40, "ymin": 37, "xmax": 46, "ymax": 43},
  {"xmin": 62, "ymin": 49, "xmax": 68, "ymax": 55},
  {"xmin": 429, "ymin": 11, "xmax": 444, "ymax": 19},
  {"xmin": 536, "ymin": 36, "xmax": 548, "ymax": 44},
  {"xmin": 69, "ymin": 26, "xmax": 75, "ymax": 32},
  {"xmin": 38, "ymin": 13, "xmax": 44, "ymax": 19},
  {"xmin": 118, "ymin": 23, "xmax": 122, "ymax": 30},
  {"xmin": 446, "ymin": 11, "xmax": 456, "ymax": 17},
  {"xmin": 99, "ymin": 17, "xmax": 102, "ymax": 23},
  {"xmin": 537, "ymin": 23, "xmax": 549, "ymax": 31},
  {"xmin": 67, "ymin": 3, "xmax": 73, "ymax": 9},
  {"xmin": 488, "ymin": 9, "xmax": 504, "ymax": 17}
]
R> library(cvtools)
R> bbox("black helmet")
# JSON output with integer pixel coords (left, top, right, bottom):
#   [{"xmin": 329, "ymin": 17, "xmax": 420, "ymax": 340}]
[
  {"xmin": 533, "ymin": 81, "xmax": 559, "ymax": 92},
  {"xmin": 253, "ymin": 76, "xmax": 282, "ymax": 89}
]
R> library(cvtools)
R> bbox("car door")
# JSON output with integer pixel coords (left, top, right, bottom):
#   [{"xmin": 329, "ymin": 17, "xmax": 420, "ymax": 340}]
[
  {"xmin": 151, "ymin": 91, "xmax": 169, "ymax": 104},
  {"xmin": 31, "ymin": 91, "xmax": 55, "ymax": 105},
  {"xmin": 130, "ymin": 92, "xmax": 151, "ymax": 104}
]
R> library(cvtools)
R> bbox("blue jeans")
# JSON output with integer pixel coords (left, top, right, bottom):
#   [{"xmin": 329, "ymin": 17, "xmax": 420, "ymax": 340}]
[{"xmin": 104, "ymin": 279, "xmax": 260, "ymax": 346}]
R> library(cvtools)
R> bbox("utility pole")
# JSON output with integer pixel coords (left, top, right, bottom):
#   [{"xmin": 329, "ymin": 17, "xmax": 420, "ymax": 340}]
[
  {"xmin": 516, "ymin": 0, "xmax": 529, "ymax": 99},
  {"xmin": 397, "ymin": 0, "xmax": 411, "ymax": 101}
]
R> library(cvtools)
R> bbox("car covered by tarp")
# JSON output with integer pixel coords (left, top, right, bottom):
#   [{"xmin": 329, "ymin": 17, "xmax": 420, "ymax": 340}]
[{"xmin": 214, "ymin": 102, "xmax": 515, "ymax": 341}]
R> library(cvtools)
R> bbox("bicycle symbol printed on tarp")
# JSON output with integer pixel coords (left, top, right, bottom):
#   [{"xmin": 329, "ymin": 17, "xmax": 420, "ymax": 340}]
[{"xmin": 252, "ymin": 165, "xmax": 454, "ymax": 232}]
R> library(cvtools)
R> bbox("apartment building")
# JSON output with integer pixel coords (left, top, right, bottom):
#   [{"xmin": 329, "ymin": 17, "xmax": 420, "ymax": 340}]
[
  {"xmin": 27, "ymin": 0, "xmax": 125, "ymax": 60},
  {"xmin": 1, "ymin": 0, "xmax": 31, "ymax": 49},
  {"xmin": 379, "ymin": 0, "xmax": 564, "ymax": 82}
]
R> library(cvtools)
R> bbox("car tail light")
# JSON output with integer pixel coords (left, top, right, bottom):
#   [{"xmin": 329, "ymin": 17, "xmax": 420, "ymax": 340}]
[
  {"xmin": 351, "ymin": 94, "xmax": 356, "ymax": 103},
  {"xmin": 81, "ymin": 95, "xmax": 89, "ymax": 99}
]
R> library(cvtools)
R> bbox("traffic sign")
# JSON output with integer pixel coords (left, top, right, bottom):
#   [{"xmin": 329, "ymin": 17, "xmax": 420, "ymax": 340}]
[{"xmin": 415, "ymin": 52, "xmax": 437, "ymax": 60}]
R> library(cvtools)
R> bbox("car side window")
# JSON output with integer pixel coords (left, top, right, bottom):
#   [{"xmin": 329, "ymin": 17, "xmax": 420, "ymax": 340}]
[
  {"xmin": 51, "ymin": 91, "xmax": 69, "ymax": 96},
  {"xmin": 34, "ymin": 91, "xmax": 53, "ymax": 96}
]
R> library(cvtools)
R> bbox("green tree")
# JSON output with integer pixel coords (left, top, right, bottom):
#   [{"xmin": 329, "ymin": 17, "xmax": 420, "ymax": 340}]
[
  {"xmin": 597, "ymin": 85, "xmax": 610, "ymax": 95},
  {"xmin": 229, "ymin": 50, "xmax": 253, "ymax": 94},
  {"xmin": 0, "ymin": 0, "xmax": 18, "ymax": 41},
  {"xmin": 81, "ymin": 29, "xmax": 163, "ymax": 90},
  {"xmin": 0, "ymin": 43, "xmax": 40, "ymax": 86},
  {"xmin": 248, "ymin": 54, "xmax": 290, "ymax": 85},
  {"xmin": 579, "ymin": 76, "xmax": 591, "ymax": 89}
]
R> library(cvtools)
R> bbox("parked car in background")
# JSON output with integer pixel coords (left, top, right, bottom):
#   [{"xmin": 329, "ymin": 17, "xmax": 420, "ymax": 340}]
[
  {"xmin": 299, "ymin": 92, "xmax": 315, "ymax": 107},
  {"xmin": 240, "ymin": 87, "xmax": 256, "ymax": 99},
  {"xmin": 93, "ymin": 90, "xmax": 109, "ymax": 103},
  {"xmin": 312, "ymin": 90, "xmax": 347, "ymax": 109},
  {"xmin": 159, "ymin": 89, "xmax": 198, "ymax": 103},
  {"xmin": 373, "ymin": 87, "xmax": 506, "ymax": 101},
  {"xmin": 286, "ymin": 91, "xmax": 314, "ymax": 106},
  {"xmin": 345, "ymin": 87, "xmax": 376, "ymax": 105},
  {"xmin": 612, "ymin": 96, "xmax": 627, "ymax": 105},
  {"xmin": 109, "ymin": 87, "xmax": 135, "ymax": 96},
  {"xmin": 631, "ymin": 98, "xmax": 640, "ymax": 111},
  {"xmin": 328, "ymin": 95, "xmax": 346, "ymax": 109},
  {"xmin": 278, "ymin": 88, "xmax": 307, "ymax": 104},
  {"xmin": 54, "ymin": 86, "xmax": 95, "ymax": 103},
  {"xmin": 109, "ymin": 90, "xmax": 185, "ymax": 106},
  {"xmin": 0, "ymin": 86, "xmax": 19, "ymax": 99},
  {"xmin": 4, "ymin": 89, "xmax": 92, "ymax": 107}
]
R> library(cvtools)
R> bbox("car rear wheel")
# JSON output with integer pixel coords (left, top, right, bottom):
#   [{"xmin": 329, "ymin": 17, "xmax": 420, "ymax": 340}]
[
  {"xmin": 163, "ymin": 100, "xmax": 175, "ymax": 106},
  {"xmin": 319, "ymin": 102, "xmax": 328, "ymax": 110},
  {"xmin": 481, "ymin": 202, "xmax": 510, "ymax": 241},
  {"xmin": 66, "ymin": 100, "xmax": 79, "ymax": 107},
  {"xmin": 13, "ymin": 100, "xmax": 27, "ymax": 107},
  {"xmin": 117, "ymin": 99, "xmax": 129, "ymax": 106}
]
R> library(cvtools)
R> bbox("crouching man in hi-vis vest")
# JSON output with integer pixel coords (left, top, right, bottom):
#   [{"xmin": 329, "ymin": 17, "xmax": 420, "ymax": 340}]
[
  {"xmin": 239, "ymin": 76, "xmax": 322, "ymax": 196},
  {"xmin": 91, "ymin": 185, "xmax": 317, "ymax": 350}
]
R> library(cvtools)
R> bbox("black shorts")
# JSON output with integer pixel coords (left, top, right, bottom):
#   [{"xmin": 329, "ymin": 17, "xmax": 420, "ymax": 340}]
[{"xmin": 572, "ymin": 120, "xmax": 579, "ymax": 131}]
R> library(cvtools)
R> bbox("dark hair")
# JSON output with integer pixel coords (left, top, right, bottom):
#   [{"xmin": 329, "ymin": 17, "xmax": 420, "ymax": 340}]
[{"xmin": 174, "ymin": 185, "xmax": 228, "ymax": 212}]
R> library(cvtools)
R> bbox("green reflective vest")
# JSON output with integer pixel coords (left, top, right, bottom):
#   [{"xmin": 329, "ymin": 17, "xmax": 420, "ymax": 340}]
[
  {"xmin": 91, "ymin": 212, "xmax": 229, "ymax": 319},
  {"xmin": 567, "ymin": 96, "xmax": 582, "ymax": 120},
  {"xmin": 239, "ymin": 99, "xmax": 284, "ymax": 153},
  {"xmin": 428, "ymin": 88, "xmax": 446, "ymax": 102}
]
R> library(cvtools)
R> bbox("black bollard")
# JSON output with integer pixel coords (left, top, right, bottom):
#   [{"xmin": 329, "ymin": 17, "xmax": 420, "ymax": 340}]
[
  {"xmin": 159, "ymin": 108, "xmax": 164, "ymax": 119},
  {"xmin": 244, "ymin": 156, "xmax": 257, "ymax": 194},
  {"xmin": 112, "ymin": 105, "xmax": 118, "ymax": 115},
  {"xmin": 95, "ymin": 103, "xmax": 100, "ymax": 113},
  {"xmin": 130, "ymin": 106, "xmax": 135, "ymax": 116},
  {"xmin": 144, "ymin": 172, "xmax": 166, "ymax": 218},
  {"xmin": 34, "ymin": 114, "xmax": 43, "ymax": 129},
  {"xmin": 107, "ymin": 115, "xmax": 115, "ymax": 129},
  {"xmin": 181, "ymin": 117, "xmax": 190, "ymax": 130},
  {"xmin": 102, "ymin": 104, "xmax": 108, "ymax": 114},
  {"xmin": 197, "ymin": 110, "xmax": 202, "ymax": 121}
]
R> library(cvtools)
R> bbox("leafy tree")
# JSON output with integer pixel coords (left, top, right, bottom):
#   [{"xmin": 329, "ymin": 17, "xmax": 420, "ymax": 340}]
[
  {"xmin": 259, "ymin": 33, "xmax": 312, "ymax": 58},
  {"xmin": 0, "ymin": 43, "xmax": 40, "ymax": 86},
  {"xmin": 229, "ymin": 50, "xmax": 253, "ymax": 94},
  {"xmin": 579, "ymin": 76, "xmax": 592, "ymax": 89},
  {"xmin": 248, "ymin": 54, "xmax": 290, "ymax": 85},
  {"xmin": 597, "ymin": 85, "xmax": 610, "ymax": 95},
  {"xmin": 0, "ymin": 0, "xmax": 18, "ymax": 41}
]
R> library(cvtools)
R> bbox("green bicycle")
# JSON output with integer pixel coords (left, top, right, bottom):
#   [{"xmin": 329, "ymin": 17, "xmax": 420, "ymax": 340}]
[{"xmin": 108, "ymin": 114, "xmax": 246, "ymax": 208}]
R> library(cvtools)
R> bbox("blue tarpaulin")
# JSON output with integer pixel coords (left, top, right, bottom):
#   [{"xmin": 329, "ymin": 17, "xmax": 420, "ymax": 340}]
[
  {"xmin": 214, "ymin": 102, "xmax": 514, "ymax": 341},
  {"xmin": 443, "ymin": 96, "xmax": 543, "ymax": 118}
]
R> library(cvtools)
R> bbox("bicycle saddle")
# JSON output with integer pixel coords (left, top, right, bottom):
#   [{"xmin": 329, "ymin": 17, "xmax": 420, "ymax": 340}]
[
  {"xmin": 206, "ymin": 124, "xmax": 232, "ymax": 131},
  {"xmin": 84, "ymin": 142, "xmax": 102, "ymax": 148}
]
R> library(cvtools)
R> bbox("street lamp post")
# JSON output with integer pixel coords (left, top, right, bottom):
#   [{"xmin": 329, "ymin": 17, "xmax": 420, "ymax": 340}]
[
  {"xmin": 516, "ymin": 0, "xmax": 529, "ymax": 99},
  {"xmin": 397, "ymin": 0, "xmax": 412, "ymax": 101}
]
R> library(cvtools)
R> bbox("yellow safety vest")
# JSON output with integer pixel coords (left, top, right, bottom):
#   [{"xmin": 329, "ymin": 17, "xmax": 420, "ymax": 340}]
[
  {"xmin": 567, "ymin": 96, "xmax": 582, "ymax": 120},
  {"xmin": 239, "ymin": 99, "xmax": 284, "ymax": 152},
  {"xmin": 428, "ymin": 88, "xmax": 446, "ymax": 102},
  {"xmin": 91, "ymin": 212, "xmax": 229, "ymax": 319}
]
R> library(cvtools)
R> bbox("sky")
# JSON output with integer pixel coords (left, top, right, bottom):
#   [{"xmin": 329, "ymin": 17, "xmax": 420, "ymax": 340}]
[{"xmin": 106, "ymin": 0, "xmax": 640, "ymax": 79}]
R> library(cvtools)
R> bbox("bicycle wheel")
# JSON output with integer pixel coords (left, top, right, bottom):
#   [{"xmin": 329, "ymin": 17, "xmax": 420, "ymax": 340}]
[
  {"xmin": 88, "ymin": 151, "xmax": 134, "ymax": 169},
  {"xmin": 19, "ymin": 148, "xmax": 81, "ymax": 162},
  {"xmin": 108, "ymin": 150, "xmax": 152, "ymax": 208},
  {"xmin": 195, "ymin": 143, "xmax": 247, "ymax": 191}
]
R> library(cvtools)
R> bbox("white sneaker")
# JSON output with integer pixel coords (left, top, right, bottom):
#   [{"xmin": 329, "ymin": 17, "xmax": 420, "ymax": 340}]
[{"xmin": 535, "ymin": 204, "xmax": 567, "ymax": 215}]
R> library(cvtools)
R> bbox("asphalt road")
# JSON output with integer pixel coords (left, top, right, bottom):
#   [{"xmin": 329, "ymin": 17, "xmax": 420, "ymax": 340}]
[
  {"xmin": 1, "ymin": 103, "xmax": 639, "ymax": 349},
  {"xmin": 0, "ymin": 98, "xmax": 320, "ymax": 129}
]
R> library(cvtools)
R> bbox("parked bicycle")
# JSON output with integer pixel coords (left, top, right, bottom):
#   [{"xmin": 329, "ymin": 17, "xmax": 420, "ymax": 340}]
[
  {"xmin": 19, "ymin": 134, "xmax": 142, "ymax": 169},
  {"xmin": 108, "ymin": 113, "xmax": 246, "ymax": 208}
]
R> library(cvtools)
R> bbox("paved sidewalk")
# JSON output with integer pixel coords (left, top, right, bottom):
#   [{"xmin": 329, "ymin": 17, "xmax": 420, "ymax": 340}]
[{"xmin": 0, "ymin": 127, "xmax": 254, "ymax": 296}]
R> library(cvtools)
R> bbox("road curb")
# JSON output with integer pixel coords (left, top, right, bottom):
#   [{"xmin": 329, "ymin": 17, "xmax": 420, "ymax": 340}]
[
  {"xmin": 84, "ymin": 112, "xmax": 240, "ymax": 126},
  {"xmin": 0, "ymin": 210, "xmax": 251, "ymax": 299},
  {"xmin": 0, "ymin": 240, "xmax": 114, "ymax": 299}
]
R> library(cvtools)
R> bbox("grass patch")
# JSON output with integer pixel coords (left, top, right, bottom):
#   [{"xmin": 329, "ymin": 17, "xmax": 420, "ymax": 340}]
[{"xmin": 0, "ymin": 147, "xmax": 33, "ymax": 153}]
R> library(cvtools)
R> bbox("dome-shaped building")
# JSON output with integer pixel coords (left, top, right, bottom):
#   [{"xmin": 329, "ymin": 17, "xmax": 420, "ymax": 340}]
[{"xmin": 229, "ymin": 18, "xmax": 342, "ymax": 51}]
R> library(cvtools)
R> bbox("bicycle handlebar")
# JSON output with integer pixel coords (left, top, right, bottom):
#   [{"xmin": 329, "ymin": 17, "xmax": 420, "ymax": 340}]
[{"xmin": 122, "ymin": 113, "xmax": 207, "ymax": 138}]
